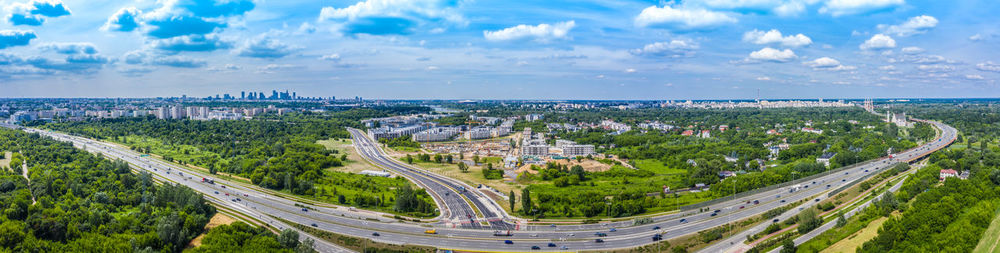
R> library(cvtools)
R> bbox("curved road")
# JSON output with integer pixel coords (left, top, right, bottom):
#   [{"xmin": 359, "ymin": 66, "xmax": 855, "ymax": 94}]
[{"xmin": 0, "ymin": 117, "xmax": 955, "ymax": 252}]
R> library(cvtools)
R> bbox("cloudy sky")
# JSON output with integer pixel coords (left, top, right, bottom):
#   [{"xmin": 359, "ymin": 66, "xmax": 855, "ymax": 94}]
[{"xmin": 0, "ymin": 0, "xmax": 998, "ymax": 99}]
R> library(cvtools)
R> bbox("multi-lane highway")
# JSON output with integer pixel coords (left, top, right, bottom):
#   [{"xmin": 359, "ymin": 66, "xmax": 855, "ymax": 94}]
[
  {"xmin": 348, "ymin": 128, "xmax": 514, "ymax": 230},
  {"xmin": 0, "ymin": 117, "xmax": 956, "ymax": 252}
]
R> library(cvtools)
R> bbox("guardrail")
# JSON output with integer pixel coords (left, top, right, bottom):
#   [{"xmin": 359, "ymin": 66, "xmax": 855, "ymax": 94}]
[
  {"xmin": 681, "ymin": 120, "xmax": 951, "ymax": 212},
  {"xmin": 679, "ymin": 158, "xmax": 879, "ymax": 211}
]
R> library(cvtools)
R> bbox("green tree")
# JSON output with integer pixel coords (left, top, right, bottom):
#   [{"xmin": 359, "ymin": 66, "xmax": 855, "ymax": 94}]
[
  {"xmin": 509, "ymin": 190, "xmax": 516, "ymax": 212},
  {"xmin": 780, "ymin": 239, "xmax": 796, "ymax": 253},
  {"xmin": 277, "ymin": 229, "xmax": 300, "ymax": 249},
  {"xmin": 521, "ymin": 189, "xmax": 532, "ymax": 215}
]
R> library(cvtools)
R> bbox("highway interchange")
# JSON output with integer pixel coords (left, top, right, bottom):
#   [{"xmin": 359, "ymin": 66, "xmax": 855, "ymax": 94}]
[{"xmin": 1, "ymin": 117, "xmax": 956, "ymax": 252}]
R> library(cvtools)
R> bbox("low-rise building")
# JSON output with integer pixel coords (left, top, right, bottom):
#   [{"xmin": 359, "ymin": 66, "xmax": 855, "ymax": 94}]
[
  {"xmin": 413, "ymin": 127, "xmax": 460, "ymax": 142},
  {"xmin": 817, "ymin": 152, "xmax": 836, "ymax": 167},
  {"xmin": 940, "ymin": 169, "xmax": 958, "ymax": 181},
  {"xmin": 465, "ymin": 126, "xmax": 494, "ymax": 140}
]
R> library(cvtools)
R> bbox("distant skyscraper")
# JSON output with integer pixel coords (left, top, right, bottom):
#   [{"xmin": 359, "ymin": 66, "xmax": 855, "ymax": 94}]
[{"xmin": 241, "ymin": 91, "xmax": 245, "ymax": 100}]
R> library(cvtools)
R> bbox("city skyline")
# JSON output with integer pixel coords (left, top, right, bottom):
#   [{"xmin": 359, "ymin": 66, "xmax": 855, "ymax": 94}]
[{"xmin": 0, "ymin": 0, "xmax": 999, "ymax": 99}]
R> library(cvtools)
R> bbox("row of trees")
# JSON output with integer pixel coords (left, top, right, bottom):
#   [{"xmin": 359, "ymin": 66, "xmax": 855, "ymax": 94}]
[
  {"xmin": 0, "ymin": 128, "xmax": 216, "ymax": 252},
  {"xmin": 192, "ymin": 222, "xmax": 314, "ymax": 253},
  {"xmin": 41, "ymin": 108, "xmax": 438, "ymax": 217}
]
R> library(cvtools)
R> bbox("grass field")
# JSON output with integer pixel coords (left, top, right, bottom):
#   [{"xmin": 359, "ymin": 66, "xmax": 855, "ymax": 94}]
[
  {"xmin": 634, "ymin": 159, "xmax": 687, "ymax": 174},
  {"xmin": 317, "ymin": 138, "xmax": 380, "ymax": 174},
  {"xmin": 973, "ymin": 209, "xmax": 1000, "ymax": 253},
  {"xmin": 0, "ymin": 151, "xmax": 11, "ymax": 170},
  {"xmin": 820, "ymin": 217, "xmax": 888, "ymax": 253}
]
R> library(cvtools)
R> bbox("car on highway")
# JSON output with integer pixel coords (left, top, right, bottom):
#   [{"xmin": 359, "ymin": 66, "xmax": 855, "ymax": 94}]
[
  {"xmin": 780, "ymin": 200, "xmax": 786, "ymax": 203},
  {"xmin": 609, "ymin": 228, "xmax": 617, "ymax": 232},
  {"xmin": 653, "ymin": 234, "xmax": 663, "ymax": 241},
  {"xmin": 504, "ymin": 240, "xmax": 513, "ymax": 244},
  {"xmin": 680, "ymin": 219, "xmax": 686, "ymax": 223},
  {"xmin": 214, "ymin": 191, "xmax": 218, "ymax": 194},
  {"xmin": 425, "ymin": 229, "xmax": 437, "ymax": 234},
  {"xmin": 594, "ymin": 232, "xmax": 607, "ymax": 237},
  {"xmin": 714, "ymin": 209, "xmax": 721, "ymax": 213},
  {"xmin": 710, "ymin": 213, "xmax": 717, "ymax": 217},
  {"xmin": 372, "ymin": 232, "xmax": 380, "ymax": 236},
  {"xmin": 753, "ymin": 200, "xmax": 759, "ymax": 204},
  {"xmin": 653, "ymin": 226, "xmax": 661, "ymax": 230},
  {"xmin": 773, "ymin": 219, "xmax": 780, "ymax": 223},
  {"xmin": 302, "ymin": 208, "xmax": 308, "ymax": 212},
  {"xmin": 531, "ymin": 246, "xmax": 540, "ymax": 250},
  {"xmin": 561, "ymin": 246, "xmax": 569, "ymax": 250},
  {"xmin": 311, "ymin": 223, "xmax": 317, "ymax": 227},
  {"xmin": 548, "ymin": 243, "xmax": 557, "ymax": 247},
  {"xmin": 595, "ymin": 239, "xmax": 604, "ymax": 243}
]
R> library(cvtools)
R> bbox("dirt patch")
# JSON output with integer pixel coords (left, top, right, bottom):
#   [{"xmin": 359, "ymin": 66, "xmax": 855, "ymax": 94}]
[
  {"xmin": 514, "ymin": 159, "xmax": 613, "ymax": 174},
  {"xmin": 187, "ymin": 213, "xmax": 238, "ymax": 248},
  {"xmin": 318, "ymin": 138, "xmax": 385, "ymax": 174}
]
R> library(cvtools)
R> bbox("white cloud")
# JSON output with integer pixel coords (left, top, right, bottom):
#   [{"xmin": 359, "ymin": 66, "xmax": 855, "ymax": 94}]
[
  {"xmin": 900, "ymin": 46, "xmax": 924, "ymax": 54},
  {"xmin": 879, "ymin": 65, "xmax": 896, "ymax": 70},
  {"xmin": 859, "ymin": 34, "xmax": 895, "ymax": 50},
  {"xmin": 969, "ymin": 34, "xmax": 982, "ymax": 41},
  {"xmin": 207, "ymin": 64, "xmax": 241, "ymax": 72},
  {"xmin": 234, "ymin": 36, "xmax": 299, "ymax": 58},
  {"xmin": 965, "ymin": 74, "xmax": 984, "ymax": 80},
  {"xmin": 320, "ymin": 53, "xmax": 341, "ymax": 61},
  {"xmin": 426, "ymin": 66, "xmax": 439, "ymax": 70},
  {"xmin": 756, "ymin": 76, "xmax": 771, "ymax": 81},
  {"xmin": 977, "ymin": 61, "xmax": 1000, "ymax": 72},
  {"xmin": 256, "ymin": 64, "xmax": 303, "ymax": 73},
  {"xmin": 917, "ymin": 64, "xmax": 955, "ymax": 72},
  {"xmin": 630, "ymin": 39, "xmax": 699, "ymax": 57},
  {"xmin": 319, "ymin": 0, "xmax": 460, "ymax": 22},
  {"xmin": 914, "ymin": 55, "xmax": 945, "ymax": 64},
  {"xmin": 483, "ymin": 21, "xmax": 575, "ymax": 42},
  {"xmin": 624, "ymin": 68, "xmax": 637, "ymax": 73},
  {"xmin": 39, "ymin": 42, "xmax": 97, "ymax": 54},
  {"xmin": 690, "ymin": 0, "xmax": 811, "ymax": 16},
  {"xmin": 742, "ymin": 29, "xmax": 812, "ymax": 47},
  {"xmin": 820, "ymin": 0, "xmax": 904, "ymax": 16},
  {"xmin": 318, "ymin": 0, "xmax": 464, "ymax": 35},
  {"xmin": 878, "ymin": 15, "xmax": 938, "ymax": 37},
  {"xmin": 805, "ymin": 57, "xmax": 841, "ymax": 68},
  {"xmin": 804, "ymin": 57, "xmax": 856, "ymax": 71},
  {"xmin": 634, "ymin": 5, "xmax": 736, "ymax": 29},
  {"xmin": 748, "ymin": 47, "xmax": 797, "ymax": 62}
]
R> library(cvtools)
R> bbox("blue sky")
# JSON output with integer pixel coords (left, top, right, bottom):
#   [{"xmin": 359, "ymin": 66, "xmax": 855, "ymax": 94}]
[{"xmin": 0, "ymin": 0, "xmax": 998, "ymax": 99}]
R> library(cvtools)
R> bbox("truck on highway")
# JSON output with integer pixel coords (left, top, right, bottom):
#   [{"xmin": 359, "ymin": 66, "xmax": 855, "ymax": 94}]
[
  {"xmin": 494, "ymin": 230, "xmax": 513, "ymax": 236},
  {"xmin": 201, "ymin": 178, "xmax": 215, "ymax": 184},
  {"xmin": 424, "ymin": 229, "xmax": 437, "ymax": 234}
]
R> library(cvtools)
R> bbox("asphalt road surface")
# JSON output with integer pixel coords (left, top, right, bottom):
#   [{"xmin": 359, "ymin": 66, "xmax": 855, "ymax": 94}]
[{"xmin": 0, "ymin": 118, "xmax": 955, "ymax": 252}]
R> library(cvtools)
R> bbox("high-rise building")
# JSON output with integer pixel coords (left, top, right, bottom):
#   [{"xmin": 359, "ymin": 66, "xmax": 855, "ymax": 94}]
[
  {"xmin": 241, "ymin": 91, "xmax": 246, "ymax": 100},
  {"xmin": 170, "ymin": 106, "xmax": 183, "ymax": 119}
]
